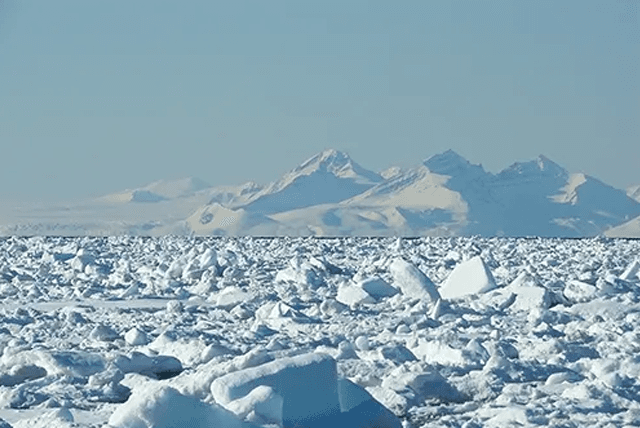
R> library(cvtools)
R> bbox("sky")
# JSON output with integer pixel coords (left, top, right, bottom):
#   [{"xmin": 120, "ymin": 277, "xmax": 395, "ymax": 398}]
[{"xmin": 0, "ymin": 0, "xmax": 638, "ymax": 202}]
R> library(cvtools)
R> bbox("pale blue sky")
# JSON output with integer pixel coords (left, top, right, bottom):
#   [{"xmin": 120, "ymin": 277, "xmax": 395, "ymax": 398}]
[{"xmin": 0, "ymin": 0, "xmax": 638, "ymax": 201}]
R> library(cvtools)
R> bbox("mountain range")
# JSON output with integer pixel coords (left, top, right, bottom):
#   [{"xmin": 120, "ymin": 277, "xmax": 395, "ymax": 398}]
[{"xmin": 2, "ymin": 149, "xmax": 640, "ymax": 237}]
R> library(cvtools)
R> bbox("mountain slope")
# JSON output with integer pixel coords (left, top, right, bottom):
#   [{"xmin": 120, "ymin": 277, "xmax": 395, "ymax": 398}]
[
  {"xmin": 98, "ymin": 177, "xmax": 211, "ymax": 204},
  {"xmin": 4, "ymin": 150, "xmax": 640, "ymax": 237},
  {"xmin": 491, "ymin": 157, "xmax": 640, "ymax": 236},
  {"xmin": 605, "ymin": 215, "xmax": 640, "ymax": 238},
  {"xmin": 628, "ymin": 185, "xmax": 640, "ymax": 203},
  {"xmin": 178, "ymin": 150, "xmax": 640, "ymax": 237},
  {"xmin": 240, "ymin": 149, "xmax": 383, "ymax": 214},
  {"xmin": 422, "ymin": 150, "xmax": 501, "ymax": 235},
  {"xmin": 184, "ymin": 203, "xmax": 280, "ymax": 236}
]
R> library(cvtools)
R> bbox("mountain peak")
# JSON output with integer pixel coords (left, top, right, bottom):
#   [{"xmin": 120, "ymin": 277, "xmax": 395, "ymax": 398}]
[
  {"xmin": 423, "ymin": 150, "xmax": 485, "ymax": 176},
  {"xmin": 290, "ymin": 149, "xmax": 382, "ymax": 184},
  {"xmin": 499, "ymin": 155, "xmax": 567, "ymax": 180},
  {"xmin": 426, "ymin": 149, "xmax": 466, "ymax": 163},
  {"xmin": 535, "ymin": 155, "xmax": 565, "ymax": 173},
  {"xmin": 295, "ymin": 149, "xmax": 352, "ymax": 173},
  {"xmin": 242, "ymin": 149, "xmax": 382, "ymax": 214},
  {"xmin": 143, "ymin": 177, "xmax": 211, "ymax": 199}
]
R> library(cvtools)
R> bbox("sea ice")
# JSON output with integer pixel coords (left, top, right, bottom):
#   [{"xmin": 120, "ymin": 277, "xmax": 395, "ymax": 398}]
[
  {"xmin": 439, "ymin": 255, "xmax": 497, "ymax": 299},
  {"xmin": 336, "ymin": 282, "xmax": 375, "ymax": 307},
  {"xmin": 211, "ymin": 353, "xmax": 341, "ymax": 428},
  {"xmin": 108, "ymin": 385, "xmax": 254, "ymax": 428},
  {"xmin": 1, "ymin": 236, "xmax": 640, "ymax": 427},
  {"xmin": 620, "ymin": 259, "xmax": 640, "ymax": 281},
  {"xmin": 225, "ymin": 385, "xmax": 283, "ymax": 426},
  {"xmin": 357, "ymin": 276, "xmax": 399, "ymax": 299},
  {"xmin": 124, "ymin": 328, "xmax": 149, "ymax": 346},
  {"xmin": 389, "ymin": 258, "xmax": 441, "ymax": 302}
]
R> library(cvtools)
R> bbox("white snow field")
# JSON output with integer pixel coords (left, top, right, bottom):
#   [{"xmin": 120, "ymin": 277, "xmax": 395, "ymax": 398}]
[{"xmin": 1, "ymin": 235, "xmax": 640, "ymax": 427}]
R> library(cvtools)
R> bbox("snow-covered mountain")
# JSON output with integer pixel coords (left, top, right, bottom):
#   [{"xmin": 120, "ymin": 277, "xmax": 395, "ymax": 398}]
[
  {"xmin": 489, "ymin": 156, "xmax": 639, "ymax": 236},
  {"xmin": 239, "ymin": 149, "xmax": 383, "ymax": 214},
  {"xmin": 2, "ymin": 150, "xmax": 639, "ymax": 237},
  {"xmin": 605, "ymin": 215, "xmax": 640, "ymax": 238},
  {"xmin": 98, "ymin": 177, "xmax": 212, "ymax": 203},
  {"xmin": 180, "ymin": 149, "xmax": 640, "ymax": 237}
]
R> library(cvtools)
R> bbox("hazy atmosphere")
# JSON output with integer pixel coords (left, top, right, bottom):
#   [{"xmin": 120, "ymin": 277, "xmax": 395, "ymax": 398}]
[
  {"xmin": 0, "ymin": 0, "xmax": 638, "ymax": 202},
  {"xmin": 4, "ymin": 3, "xmax": 640, "ymax": 427}
]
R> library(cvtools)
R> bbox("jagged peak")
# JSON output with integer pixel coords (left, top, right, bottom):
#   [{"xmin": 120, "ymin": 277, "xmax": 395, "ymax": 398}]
[
  {"xmin": 288, "ymin": 149, "xmax": 382, "ymax": 183},
  {"xmin": 380, "ymin": 166, "xmax": 407, "ymax": 180},
  {"xmin": 535, "ymin": 155, "xmax": 565, "ymax": 173},
  {"xmin": 294, "ymin": 149, "xmax": 353, "ymax": 173},
  {"xmin": 500, "ymin": 154, "xmax": 568, "ymax": 179},
  {"xmin": 424, "ymin": 149, "xmax": 466, "ymax": 164},
  {"xmin": 423, "ymin": 150, "xmax": 485, "ymax": 176}
]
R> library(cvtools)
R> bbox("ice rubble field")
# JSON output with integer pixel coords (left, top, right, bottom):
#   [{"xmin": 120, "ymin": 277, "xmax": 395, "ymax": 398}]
[{"xmin": 1, "ymin": 237, "xmax": 640, "ymax": 427}]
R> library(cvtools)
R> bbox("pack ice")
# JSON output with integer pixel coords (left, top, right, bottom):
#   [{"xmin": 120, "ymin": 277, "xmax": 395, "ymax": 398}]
[{"xmin": 1, "ymin": 236, "xmax": 640, "ymax": 427}]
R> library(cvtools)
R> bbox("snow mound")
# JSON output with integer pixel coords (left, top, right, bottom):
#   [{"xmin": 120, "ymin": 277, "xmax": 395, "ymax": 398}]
[
  {"xmin": 124, "ymin": 328, "xmax": 149, "ymax": 346},
  {"xmin": 0, "ymin": 364, "xmax": 47, "ymax": 387},
  {"xmin": 0, "ymin": 350, "xmax": 105, "ymax": 378},
  {"xmin": 226, "ymin": 385, "xmax": 283, "ymax": 426},
  {"xmin": 211, "ymin": 353, "xmax": 341, "ymax": 428},
  {"xmin": 216, "ymin": 286, "xmax": 251, "ymax": 310},
  {"xmin": 389, "ymin": 258, "xmax": 440, "ymax": 302},
  {"xmin": 275, "ymin": 258, "xmax": 323, "ymax": 289},
  {"xmin": 381, "ymin": 368, "xmax": 465, "ymax": 403},
  {"xmin": 505, "ymin": 271, "xmax": 551, "ymax": 312},
  {"xmin": 563, "ymin": 280, "xmax": 597, "ymax": 303},
  {"xmin": 112, "ymin": 352, "xmax": 182, "ymax": 379},
  {"xmin": 108, "ymin": 385, "xmax": 253, "ymax": 428},
  {"xmin": 337, "ymin": 282, "xmax": 375, "ymax": 306},
  {"xmin": 211, "ymin": 352, "xmax": 401, "ymax": 428},
  {"xmin": 439, "ymin": 256, "xmax": 497, "ymax": 299},
  {"xmin": 13, "ymin": 408, "xmax": 74, "ymax": 428}
]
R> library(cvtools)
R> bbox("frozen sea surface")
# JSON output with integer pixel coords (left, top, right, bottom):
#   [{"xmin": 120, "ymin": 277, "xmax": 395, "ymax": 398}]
[{"xmin": 0, "ymin": 236, "xmax": 639, "ymax": 427}]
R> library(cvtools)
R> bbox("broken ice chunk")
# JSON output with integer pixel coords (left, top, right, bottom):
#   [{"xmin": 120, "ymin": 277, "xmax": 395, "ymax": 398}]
[{"xmin": 439, "ymin": 256, "xmax": 497, "ymax": 299}]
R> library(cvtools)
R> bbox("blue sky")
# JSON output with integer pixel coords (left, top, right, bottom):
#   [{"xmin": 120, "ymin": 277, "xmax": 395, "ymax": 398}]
[{"xmin": 0, "ymin": 0, "xmax": 638, "ymax": 201}]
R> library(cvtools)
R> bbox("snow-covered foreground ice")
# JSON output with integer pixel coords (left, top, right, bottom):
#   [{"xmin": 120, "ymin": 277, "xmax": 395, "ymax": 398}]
[{"xmin": 1, "ymin": 236, "xmax": 640, "ymax": 427}]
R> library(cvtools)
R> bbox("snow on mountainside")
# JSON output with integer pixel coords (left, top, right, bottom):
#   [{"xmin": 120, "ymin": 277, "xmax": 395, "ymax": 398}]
[
  {"xmin": 98, "ymin": 177, "xmax": 212, "ymax": 204},
  {"xmin": 191, "ymin": 149, "xmax": 640, "ymax": 237},
  {"xmin": 628, "ymin": 184, "xmax": 640, "ymax": 202},
  {"xmin": 239, "ymin": 149, "xmax": 383, "ymax": 214},
  {"xmin": 379, "ymin": 166, "xmax": 407, "ymax": 180},
  {"xmin": 202, "ymin": 181, "xmax": 265, "ymax": 208},
  {"xmin": 422, "ymin": 150, "xmax": 501, "ymax": 236},
  {"xmin": 2, "ymin": 150, "xmax": 639, "ymax": 237},
  {"xmin": 264, "ymin": 151, "xmax": 639, "ymax": 237},
  {"xmin": 491, "ymin": 155, "xmax": 571, "ymax": 237},
  {"xmin": 144, "ymin": 176, "xmax": 211, "ymax": 199},
  {"xmin": 184, "ymin": 203, "xmax": 279, "ymax": 236},
  {"xmin": 488, "ymin": 156, "xmax": 638, "ymax": 237},
  {"xmin": 255, "ymin": 151, "xmax": 490, "ymax": 236},
  {"xmin": 605, "ymin": 214, "xmax": 640, "ymax": 238}
]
